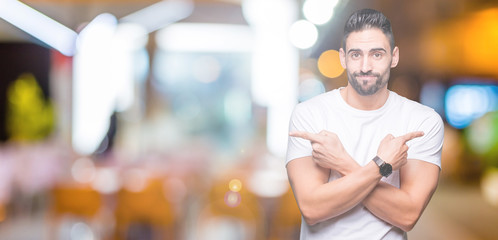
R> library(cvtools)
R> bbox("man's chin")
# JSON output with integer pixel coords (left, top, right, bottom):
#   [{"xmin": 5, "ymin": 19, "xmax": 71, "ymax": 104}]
[{"xmin": 355, "ymin": 86, "xmax": 379, "ymax": 96}]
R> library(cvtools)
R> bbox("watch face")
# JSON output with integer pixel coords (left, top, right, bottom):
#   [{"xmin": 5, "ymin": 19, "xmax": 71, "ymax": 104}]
[{"xmin": 380, "ymin": 163, "xmax": 393, "ymax": 177}]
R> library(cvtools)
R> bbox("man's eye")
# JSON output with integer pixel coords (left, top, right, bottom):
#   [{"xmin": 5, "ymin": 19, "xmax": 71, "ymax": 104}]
[
  {"xmin": 373, "ymin": 53, "xmax": 382, "ymax": 58},
  {"xmin": 352, "ymin": 53, "xmax": 360, "ymax": 58}
]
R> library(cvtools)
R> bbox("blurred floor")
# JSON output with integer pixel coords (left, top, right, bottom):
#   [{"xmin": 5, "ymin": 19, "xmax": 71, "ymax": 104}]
[
  {"xmin": 0, "ymin": 180, "xmax": 497, "ymax": 239},
  {"xmin": 409, "ymin": 181, "xmax": 498, "ymax": 240}
]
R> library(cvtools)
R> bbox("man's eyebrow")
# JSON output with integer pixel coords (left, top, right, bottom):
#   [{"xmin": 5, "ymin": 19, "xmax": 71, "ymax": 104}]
[
  {"xmin": 370, "ymin": 48, "xmax": 387, "ymax": 53},
  {"xmin": 347, "ymin": 48, "xmax": 361, "ymax": 54},
  {"xmin": 347, "ymin": 48, "xmax": 387, "ymax": 54}
]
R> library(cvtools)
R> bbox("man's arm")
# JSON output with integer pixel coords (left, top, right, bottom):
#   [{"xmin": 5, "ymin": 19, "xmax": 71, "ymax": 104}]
[
  {"xmin": 287, "ymin": 131, "xmax": 420, "ymax": 225},
  {"xmin": 362, "ymin": 159, "xmax": 440, "ymax": 231},
  {"xmin": 287, "ymin": 155, "xmax": 382, "ymax": 225},
  {"xmin": 291, "ymin": 130, "xmax": 440, "ymax": 231}
]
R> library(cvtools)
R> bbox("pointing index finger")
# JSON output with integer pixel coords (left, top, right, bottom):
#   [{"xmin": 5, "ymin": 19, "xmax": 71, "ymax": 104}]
[
  {"xmin": 289, "ymin": 131, "xmax": 321, "ymax": 142},
  {"xmin": 400, "ymin": 131, "xmax": 424, "ymax": 143}
]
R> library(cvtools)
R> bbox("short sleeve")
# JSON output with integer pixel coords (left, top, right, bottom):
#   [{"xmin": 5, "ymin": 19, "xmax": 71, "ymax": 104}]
[
  {"xmin": 285, "ymin": 103, "xmax": 320, "ymax": 166},
  {"xmin": 407, "ymin": 110, "xmax": 444, "ymax": 169}
]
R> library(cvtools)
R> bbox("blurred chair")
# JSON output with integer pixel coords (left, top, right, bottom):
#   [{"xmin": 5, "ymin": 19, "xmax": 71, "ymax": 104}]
[
  {"xmin": 51, "ymin": 185, "xmax": 102, "ymax": 217},
  {"xmin": 49, "ymin": 183, "xmax": 104, "ymax": 239},
  {"xmin": 268, "ymin": 185, "xmax": 302, "ymax": 240},
  {"xmin": 196, "ymin": 175, "xmax": 266, "ymax": 240},
  {"xmin": 113, "ymin": 177, "xmax": 176, "ymax": 240}
]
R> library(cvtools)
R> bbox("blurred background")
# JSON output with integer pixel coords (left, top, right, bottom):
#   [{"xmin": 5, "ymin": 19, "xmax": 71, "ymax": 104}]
[{"xmin": 0, "ymin": 0, "xmax": 497, "ymax": 239}]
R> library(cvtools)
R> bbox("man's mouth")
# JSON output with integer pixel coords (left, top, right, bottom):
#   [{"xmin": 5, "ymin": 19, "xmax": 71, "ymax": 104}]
[
  {"xmin": 356, "ymin": 75, "xmax": 377, "ymax": 82},
  {"xmin": 354, "ymin": 72, "xmax": 379, "ymax": 81},
  {"xmin": 357, "ymin": 75, "xmax": 376, "ymax": 78}
]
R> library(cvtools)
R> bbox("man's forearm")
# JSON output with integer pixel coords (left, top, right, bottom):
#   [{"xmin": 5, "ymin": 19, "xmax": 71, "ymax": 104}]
[
  {"xmin": 341, "ymin": 161, "xmax": 426, "ymax": 231},
  {"xmin": 289, "ymin": 130, "xmax": 428, "ymax": 226},
  {"xmin": 362, "ymin": 182, "xmax": 417, "ymax": 231},
  {"xmin": 362, "ymin": 160, "xmax": 440, "ymax": 232},
  {"xmin": 291, "ymin": 160, "xmax": 382, "ymax": 225},
  {"xmin": 336, "ymin": 156, "xmax": 421, "ymax": 230}
]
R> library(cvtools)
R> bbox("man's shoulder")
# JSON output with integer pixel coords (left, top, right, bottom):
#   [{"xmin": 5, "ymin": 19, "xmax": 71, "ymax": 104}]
[
  {"xmin": 291, "ymin": 89, "xmax": 339, "ymax": 123},
  {"xmin": 391, "ymin": 91, "xmax": 443, "ymax": 126},
  {"xmin": 392, "ymin": 92, "xmax": 439, "ymax": 116}
]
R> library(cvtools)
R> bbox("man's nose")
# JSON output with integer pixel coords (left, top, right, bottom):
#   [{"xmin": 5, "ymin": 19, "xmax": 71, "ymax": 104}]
[{"xmin": 360, "ymin": 57, "xmax": 373, "ymax": 72}]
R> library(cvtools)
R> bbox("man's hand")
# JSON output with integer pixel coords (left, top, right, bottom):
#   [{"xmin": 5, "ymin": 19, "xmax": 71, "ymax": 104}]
[
  {"xmin": 376, "ymin": 131, "xmax": 424, "ymax": 170},
  {"xmin": 290, "ymin": 130, "xmax": 358, "ymax": 175}
]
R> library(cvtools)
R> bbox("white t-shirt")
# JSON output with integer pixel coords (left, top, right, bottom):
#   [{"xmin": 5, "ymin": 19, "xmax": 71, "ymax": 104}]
[{"xmin": 286, "ymin": 88, "xmax": 444, "ymax": 240}]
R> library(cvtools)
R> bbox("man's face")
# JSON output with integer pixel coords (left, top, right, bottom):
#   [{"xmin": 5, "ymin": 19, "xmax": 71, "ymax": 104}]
[{"xmin": 340, "ymin": 28, "xmax": 399, "ymax": 96}]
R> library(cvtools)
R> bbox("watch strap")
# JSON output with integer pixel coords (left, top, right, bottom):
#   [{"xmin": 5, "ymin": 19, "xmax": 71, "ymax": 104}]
[
  {"xmin": 372, "ymin": 156, "xmax": 384, "ymax": 167},
  {"xmin": 372, "ymin": 155, "xmax": 392, "ymax": 177}
]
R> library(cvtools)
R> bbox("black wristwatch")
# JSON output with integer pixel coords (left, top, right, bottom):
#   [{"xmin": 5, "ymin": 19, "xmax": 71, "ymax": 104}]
[{"xmin": 372, "ymin": 156, "xmax": 392, "ymax": 177}]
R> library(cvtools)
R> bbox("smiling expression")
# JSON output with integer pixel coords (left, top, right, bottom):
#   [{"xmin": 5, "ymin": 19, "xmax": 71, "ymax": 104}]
[{"xmin": 340, "ymin": 28, "xmax": 399, "ymax": 96}]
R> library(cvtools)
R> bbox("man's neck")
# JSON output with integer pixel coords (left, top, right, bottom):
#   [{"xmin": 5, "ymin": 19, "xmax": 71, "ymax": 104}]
[{"xmin": 340, "ymin": 85, "xmax": 390, "ymax": 110}]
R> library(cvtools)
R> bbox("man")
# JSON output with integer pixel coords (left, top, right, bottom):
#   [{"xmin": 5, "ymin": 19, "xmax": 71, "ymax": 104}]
[{"xmin": 286, "ymin": 8, "xmax": 444, "ymax": 240}]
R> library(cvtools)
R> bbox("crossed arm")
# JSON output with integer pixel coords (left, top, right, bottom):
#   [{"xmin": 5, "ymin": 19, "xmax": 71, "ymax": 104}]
[{"xmin": 286, "ymin": 131, "xmax": 440, "ymax": 231}]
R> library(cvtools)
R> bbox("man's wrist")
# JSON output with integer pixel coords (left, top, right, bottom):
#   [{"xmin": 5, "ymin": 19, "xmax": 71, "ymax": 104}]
[
  {"xmin": 340, "ymin": 155, "xmax": 361, "ymax": 175},
  {"xmin": 372, "ymin": 156, "xmax": 392, "ymax": 177}
]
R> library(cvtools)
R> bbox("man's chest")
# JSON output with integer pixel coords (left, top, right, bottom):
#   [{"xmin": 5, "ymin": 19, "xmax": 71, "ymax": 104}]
[{"xmin": 322, "ymin": 113, "xmax": 407, "ymax": 165}]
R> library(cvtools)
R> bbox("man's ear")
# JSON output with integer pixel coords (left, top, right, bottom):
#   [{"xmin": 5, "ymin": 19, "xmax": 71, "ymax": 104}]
[
  {"xmin": 339, "ymin": 48, "xmax": 346, "ymax": 69},
  {"xmin": 391, "ymin": 46, "xmax": 399, "ymax": 68}
]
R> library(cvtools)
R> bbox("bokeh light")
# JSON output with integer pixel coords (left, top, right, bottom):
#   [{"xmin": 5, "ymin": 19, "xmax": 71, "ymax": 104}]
[
  {"xmin": 302, "ymin": 0, "xmax": 339, "ymax": 25},
  {"xmin": 481, "ymin": 168, "xmax": 498, "ymax": 207},
  {"xmin": 224, "ymin": 191, "xmax": 241, "ymax": 208},
  {"xmin": 421, "ymin": 8, "xmax": 498, "ymax": 77},
  {"xmin": 317, "ymin": 49, "xmax": 344, "ymax": 78},
  {"xmin": 289, "ymin": 20, "xmax": 318, "ymax": 49},
  {"xmin": 71, "ymin": 157, "xmax": 96, "ymax": 184},
  {"xmin": 229, "ymin": 179, "xmax": 242, "ymax": 193},
  {"xmin": 91, "ymin": 168, "xmax": 119, "ymax": 194},
  {"xmin": 298, "ymin": 76, "xmax": 326, "ymax": 102},
  {"xmin": 466, "ymin": 112, "xmax": 498, "ymax": 155},
  {"xmin": 445, "ymin": 84, "xmax": 498, "ymax": 129},
  {"xmin": 247, "ymin": 154, "xmax": 289, "ymax": 198},
  {"xmin": 70, "ymin": 222, "xmax": 95, "ymax": 240}
]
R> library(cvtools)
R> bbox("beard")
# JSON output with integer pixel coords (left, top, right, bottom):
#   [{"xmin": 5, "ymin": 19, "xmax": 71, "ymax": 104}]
[{"xmin": 348, "ymin": 71, "xmax": 389, "ymax": 96}]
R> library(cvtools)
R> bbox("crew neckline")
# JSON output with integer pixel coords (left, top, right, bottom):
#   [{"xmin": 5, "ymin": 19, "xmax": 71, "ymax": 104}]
[{"xmin": 334, "ymin": 87, "xmax": 394, "ymax": 116}]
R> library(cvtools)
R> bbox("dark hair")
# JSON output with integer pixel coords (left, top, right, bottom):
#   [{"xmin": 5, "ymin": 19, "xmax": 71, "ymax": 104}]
[{"xmin": 342, "ymin": 9, "xmax": 395, "ymax": 52}]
